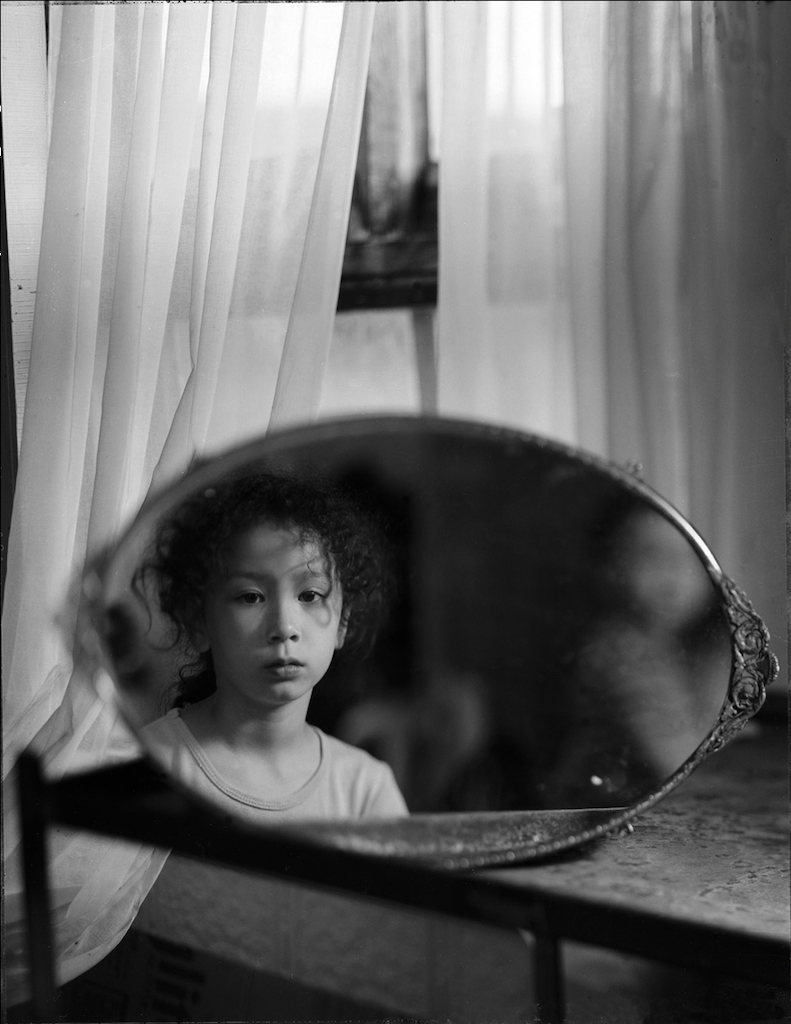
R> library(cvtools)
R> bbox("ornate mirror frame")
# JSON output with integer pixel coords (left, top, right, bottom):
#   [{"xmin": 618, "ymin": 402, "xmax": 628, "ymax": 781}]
[{"xmin": 80, "ymin": 416, "xmax": 779, "ymax": 869}]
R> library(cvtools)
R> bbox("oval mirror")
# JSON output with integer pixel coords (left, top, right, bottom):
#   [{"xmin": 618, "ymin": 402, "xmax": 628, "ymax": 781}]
[{"xmin": 80, "ymin": 416, "xmax": 777, "ymax": 868}]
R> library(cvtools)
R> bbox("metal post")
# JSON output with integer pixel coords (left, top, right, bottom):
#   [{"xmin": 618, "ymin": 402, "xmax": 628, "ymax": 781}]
[
  {"xmin": 17, "ymin": 752, "xmax": 60, "ymax": 1022},
  {"xmin": 533, "ymin": 931, "xmax": 565, "ymax": 1024},
  {"xmin": 412, "ymin": 306, "xmax": 437, "ymax": 413}
]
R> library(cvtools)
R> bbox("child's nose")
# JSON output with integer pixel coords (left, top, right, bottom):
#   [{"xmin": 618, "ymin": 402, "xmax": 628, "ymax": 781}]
[{"xmin": 267, "ymin": 601, "xmax": 299, "ymax": 643}]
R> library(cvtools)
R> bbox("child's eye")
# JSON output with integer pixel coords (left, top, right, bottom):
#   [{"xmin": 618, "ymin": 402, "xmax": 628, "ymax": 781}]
[
  {"xmin": 238, "ymin": 592, "xmax": 264, "ymax": 604},
  {"xmin": 300, "ymin": 589, "xmax": 326, "ymax": 604}
]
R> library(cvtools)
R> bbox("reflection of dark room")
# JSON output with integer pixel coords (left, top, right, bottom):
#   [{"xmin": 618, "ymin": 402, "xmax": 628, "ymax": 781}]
[
  {"xmin": 307, "ymin": 464, "xmax": 416, "ymax": 734},
  {"xmin": 542, "ymin": 495, "xmax": 733, "ymax": 808},
  {"xmin": 416, "ymin": 435, "xmax": 732, "ymax": 811}
]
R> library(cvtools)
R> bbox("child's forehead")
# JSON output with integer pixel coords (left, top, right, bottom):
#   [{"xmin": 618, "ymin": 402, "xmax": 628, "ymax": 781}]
[{"xmin": 223, "ymin": 521, "xmax": 332, "ymax": 571}]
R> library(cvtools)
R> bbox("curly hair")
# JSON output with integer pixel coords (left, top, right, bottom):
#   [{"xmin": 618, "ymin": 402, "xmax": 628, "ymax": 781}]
[{"xmin": 141, "ymin": 466, "xmax": 394, "ymax": 708}]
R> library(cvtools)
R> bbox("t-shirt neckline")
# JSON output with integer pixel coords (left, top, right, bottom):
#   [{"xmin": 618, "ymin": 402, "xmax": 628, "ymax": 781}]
[{"xmin": 169, "ymin": 709, "xmax": 328, "ymax": 811}]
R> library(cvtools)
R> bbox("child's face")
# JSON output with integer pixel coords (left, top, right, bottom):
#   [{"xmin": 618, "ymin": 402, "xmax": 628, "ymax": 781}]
[{"xmin": 198, "ymin": 523, "xmax": 346, "ymax": 712}]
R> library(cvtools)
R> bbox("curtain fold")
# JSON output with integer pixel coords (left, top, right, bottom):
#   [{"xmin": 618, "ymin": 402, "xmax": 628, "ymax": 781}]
[
  {"xmin": 435, "ymin": 0, "xmax": 786, "ymax": 673},
  {"xmin": 437, "ymin": 0, "xmax": 578, "ymax": 443},
  {"xmin": 158, "ymin": 3, "xmax": 270, "ymax": 470},
  {"xmin": 561, "ymin": 0, "xmax": 608, "ymax": 456},
  {"xmin": 269, "ymin": 3, "xmax": 375, "ymax": 429},
  {"xmin": 604, "ymin": 0, "xmax": 689, "ymax": 502},
  {"xmin": 4, "ymin": 4, "xmax": 104, "ymax": 752},
  {"xmin": 2, "ymin": 1, "xmax": 372, "ymax": 1003},
  {"xmin": 2, "ymin": 0, "xmax": 369, "ymax": 763},
  {"xmin": 436, "ymin": 3, "xmax": 490, "ymax": 423}
]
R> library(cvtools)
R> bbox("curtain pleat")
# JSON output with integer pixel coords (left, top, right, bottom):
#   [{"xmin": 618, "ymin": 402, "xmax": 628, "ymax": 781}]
[
  {"xmin": 604, "ymin": 1, "xmax": 689, "ymax": 503},
  {"xmin": 270, "ymin": 3, "xmax": 376, "ymax": 429},
  {"xmin": 145, "ymin": 3, "xmax": 237, "ymax": 488},
  {"xmin": 4, "ymin": 5, "xmax": 103, "ymax": 747},
  {"xmin": 87, "ymin": 5, "xmax": 168, "ymax": 546},
  {"xmin": 182, "ymin": 4, "xmax": 268, "ymax": 454},
  {"xmin": 3, "ymin": 0, "xmax": 363, "ymax": 760},
  {"xmin": 2, "ymin": 2, "xmax": 372, "ymax": 1003},
  {"xmin": 189, "ymin": 4, "xmax": 235, "ymax": 362},
  {"xmin": 436, "ymin": 3, "xmax": 489, "ymax": 420},
  {"xmin": 437, "ymin": 1, "xmax": 578, "ymax": 443},
  {"xmin": 434, "ymin": 0, "xmax": 785, "ymax": 676},
  {"xmin": 111, "ymin": 4, "xmax": 210, "ymax": 519},
  {"xmin": 561, "ymin": 0, "xmax": 608, "ymax": 456}
]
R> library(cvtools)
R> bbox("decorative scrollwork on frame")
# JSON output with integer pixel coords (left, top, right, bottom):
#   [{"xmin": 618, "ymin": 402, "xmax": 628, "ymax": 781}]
[{"xmin": 698, "ymin": 575, "xmax": 780, "ymax": 759}]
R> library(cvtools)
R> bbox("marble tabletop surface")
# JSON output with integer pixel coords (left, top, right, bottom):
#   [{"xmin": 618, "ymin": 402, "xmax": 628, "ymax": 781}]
[{"xmin": 476, "ymin": 718, "xmax": 788, "ymax": 946}]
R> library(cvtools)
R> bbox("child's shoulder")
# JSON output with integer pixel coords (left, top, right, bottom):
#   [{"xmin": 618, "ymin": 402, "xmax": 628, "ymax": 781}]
[
  {"xmin": 316, "ymin": 728, "xmax": 403, "ymax": 793},
  {"xmin": 138, "ymin": 708, "xmax": 188, "ymax": 768},
  {"xmin": 315, "ymin": 728, "xmax": 408, "ymax": 816},
  {"xmin": 315, "ymin": 728, "xmax": 407, "ymax": 817},
  {"xmin": 140, "ymin": 707, "xmax": 181, "ymax": 739},
  {"xmin": 317, "ymin": 728, "xmax": 387, "ymax": 771}
]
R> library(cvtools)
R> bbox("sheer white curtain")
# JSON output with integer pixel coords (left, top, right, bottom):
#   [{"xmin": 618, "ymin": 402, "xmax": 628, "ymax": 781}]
[
  {"xmin": 3, "ymin": 0, "xmax": 373, "ymax": 1001},
  {"xmin": 3, "ymin": 0, "xmax": 373, "ymax": 761},
  {"xmin": 435, "ymin": 0, "xmax": 786, "ymax": 676},
  {"xmin": 436, "ymin": 1, "xmax": 575, "ymax": 441}
]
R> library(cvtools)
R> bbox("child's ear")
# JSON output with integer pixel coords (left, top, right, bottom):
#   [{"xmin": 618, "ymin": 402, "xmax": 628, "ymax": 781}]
[
  {"xmin": 192, "ymin": 627, "xmax": 211, "ymax": 654},
  {"xmin": 335, "ymin": 615, "xmax": 348, "ymax": 650},
  {"xmin": 186, "ymin": 607, "xmax": 210, "ymax": 654}
]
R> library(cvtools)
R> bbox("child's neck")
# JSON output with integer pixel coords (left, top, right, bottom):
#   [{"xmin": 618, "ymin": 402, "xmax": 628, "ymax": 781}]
[
  {"xmin": 195, "ymin": 690, "xmax": 311, "ymax": 748},
  {"xmin": 181, "ymin": 692, "xmax": 320, "ymax": 796}
]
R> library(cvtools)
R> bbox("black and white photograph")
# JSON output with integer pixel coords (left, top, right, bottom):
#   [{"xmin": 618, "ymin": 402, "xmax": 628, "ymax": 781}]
[{"xmin": 1, "ymin": 2, "xmax": 788, "ymax": 1023}]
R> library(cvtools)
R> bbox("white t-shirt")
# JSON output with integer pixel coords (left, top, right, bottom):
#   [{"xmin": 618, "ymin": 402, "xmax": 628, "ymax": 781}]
[{"xmin": 140, "ymin": 709, "xmax": 409, "ymax": 824}]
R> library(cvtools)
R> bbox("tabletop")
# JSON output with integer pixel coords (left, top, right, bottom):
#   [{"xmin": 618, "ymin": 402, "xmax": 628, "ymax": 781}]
[
  {"xmin": 463, "ymin": 717, "xmax": 788, "ymax": 984},
  {"xmin": 19, "ymin": 713, "xmax": 789, "ymax": 1024}
]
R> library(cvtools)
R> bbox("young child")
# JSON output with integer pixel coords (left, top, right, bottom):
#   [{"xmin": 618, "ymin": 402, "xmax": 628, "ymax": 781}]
[
  {"xmin": 6, "ymin": 468, "xmax": 407, "ymax": 1011},
  {"xmin": 139, "ymin": 467, "xmax": 408, "ymax": 823}
]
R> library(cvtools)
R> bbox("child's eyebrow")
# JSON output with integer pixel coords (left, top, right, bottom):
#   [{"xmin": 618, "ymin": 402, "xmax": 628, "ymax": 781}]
[{"xmin": 223, "ymin": 563, "xmax": 333, "ymax": 583}]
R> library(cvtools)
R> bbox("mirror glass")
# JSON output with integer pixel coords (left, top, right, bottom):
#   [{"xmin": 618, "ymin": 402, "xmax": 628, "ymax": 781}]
[{"xmin": 83, "ymin": 416, "xmax": 760, "ymax": 866}]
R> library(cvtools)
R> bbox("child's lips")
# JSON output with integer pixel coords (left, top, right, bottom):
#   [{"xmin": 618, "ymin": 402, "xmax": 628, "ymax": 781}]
[{"xmin": 264, "ymin": 658, "xmax": 305, "ymax": 679}]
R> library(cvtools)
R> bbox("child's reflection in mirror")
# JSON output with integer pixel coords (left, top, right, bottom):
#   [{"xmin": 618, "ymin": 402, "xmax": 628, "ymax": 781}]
[{"xmin": 137, "ymin": 468, "xmax": 408, "ymax": 822}]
